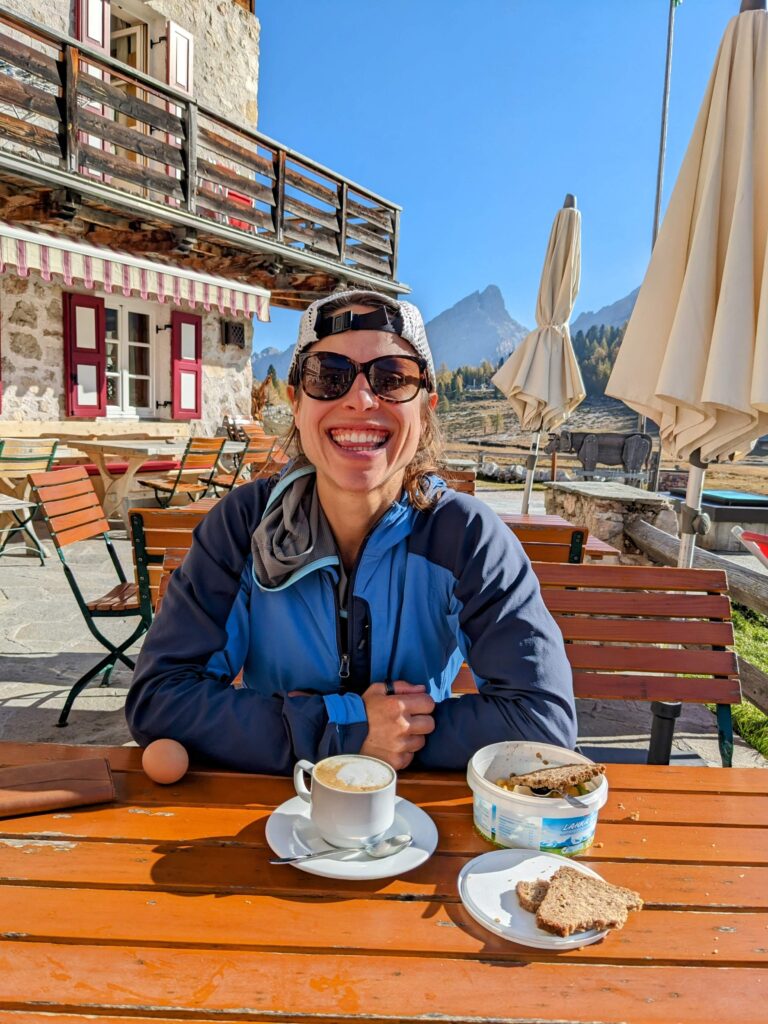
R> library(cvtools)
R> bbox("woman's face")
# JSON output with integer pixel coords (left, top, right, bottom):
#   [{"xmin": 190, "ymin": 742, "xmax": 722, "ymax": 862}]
[{"xmin": 288, "ymin": 307, "xmax": 437, "ymax": 507}]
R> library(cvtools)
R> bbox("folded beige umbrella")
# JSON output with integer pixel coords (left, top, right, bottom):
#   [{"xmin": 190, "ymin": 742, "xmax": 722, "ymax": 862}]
[
  {"xmin": 607, "ymin": 1, "xmax": 768, "ymax": 565},
  {"xmin": 492, "ymin": 196, "xmax": 585, "ymax": 512}
]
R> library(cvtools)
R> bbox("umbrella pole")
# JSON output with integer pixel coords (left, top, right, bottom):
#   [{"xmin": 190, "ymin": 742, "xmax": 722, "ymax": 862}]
[
  {"xmin": 677, "ymin": 450, "xmax": 708, "ymax": 568},
  {"xmin": 521, "ymin": 432, "xmax": 541, "ymax": 515},
  {"xmin": 639, "ymin": 0, "xmax": 679, "ymax": 436}
]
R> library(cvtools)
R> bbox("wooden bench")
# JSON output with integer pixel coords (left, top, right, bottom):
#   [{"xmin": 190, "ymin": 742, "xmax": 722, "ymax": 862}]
[
  {"xmin": 441, "ymin": 468, "xmax": 477, "ymax": 495},
  {"xmin": 454, "ymin": 562, "xmax": 740, "ymax": 766},
  {"xmin": 499, "ymin": 513, "xmax": 622, "ymax": 563},
  {"xmin": 499, "ymin": 515, "xmax": 588, "ymax": 563}
]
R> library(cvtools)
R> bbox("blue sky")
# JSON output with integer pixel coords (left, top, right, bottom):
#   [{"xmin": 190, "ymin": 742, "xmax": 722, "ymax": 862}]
[{"xmin": 253, "ymin": 0, "xmax": 736, "ymax": 354}]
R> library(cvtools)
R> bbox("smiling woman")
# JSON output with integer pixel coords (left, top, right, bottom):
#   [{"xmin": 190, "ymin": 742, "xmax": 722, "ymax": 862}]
[{"xmin": 126, "ymin": 291, "xmax": 577, "ymax": 776}]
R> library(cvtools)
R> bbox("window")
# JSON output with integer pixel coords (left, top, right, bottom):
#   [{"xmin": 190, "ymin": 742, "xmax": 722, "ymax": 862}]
[{"xmin": 105, "ymin": 302, "xmax": 153, "ymax": 415}]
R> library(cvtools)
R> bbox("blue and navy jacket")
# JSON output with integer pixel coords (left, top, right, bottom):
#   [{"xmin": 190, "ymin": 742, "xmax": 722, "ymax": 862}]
[{"xmin": 126, "ymin": 471, "xmax": 577, "ymax": 773}]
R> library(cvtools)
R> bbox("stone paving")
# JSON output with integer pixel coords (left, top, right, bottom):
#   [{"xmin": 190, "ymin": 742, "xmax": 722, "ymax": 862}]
[{"xmin": 0, "ymin": 488, "xmax": 765, "ymax": 767}]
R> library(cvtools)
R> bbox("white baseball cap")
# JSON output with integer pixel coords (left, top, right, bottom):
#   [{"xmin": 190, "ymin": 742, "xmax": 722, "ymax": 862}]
[{"xmin": 287, "ymin": 290, "xmax": 436, "ymax": 391}]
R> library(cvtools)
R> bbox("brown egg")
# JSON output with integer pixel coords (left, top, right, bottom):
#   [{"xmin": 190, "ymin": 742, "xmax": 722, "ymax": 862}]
[{"xmin": 141, "ymin": 738, "xmax": 189, "ymax": 785}]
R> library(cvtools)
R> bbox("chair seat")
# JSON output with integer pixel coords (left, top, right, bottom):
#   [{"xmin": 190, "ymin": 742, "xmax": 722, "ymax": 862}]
[
  {"xmin": 137, "ymin": 477, "xmax": 209, "ymax": 495},
  {"xmin": 87, "ymin": 583, "xmax": 140, "ymax": 613},
  {"xmin": 209, "ymin": 473, "xmax": 236, "ymax": 488}
]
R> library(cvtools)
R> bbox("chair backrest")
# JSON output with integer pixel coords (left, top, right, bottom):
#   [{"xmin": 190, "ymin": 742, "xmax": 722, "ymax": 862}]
[
  {"xmin": 155, "ymin": 547, "xmax": 188, "ymax": 612},
  {"xmin": 500, "ymin": 516, "xmax": 587, "ymax": 564},
  {"xmin": 239, "ymin": 421, "xmax": 270, "ymax": 443},
  {"xmin": 129, "ymin": 506, "xmax": 207, "ymax": 612},
  {"xmin": 234, "ymin": 437, "xmax": 277, "ymax": 482},
  {"xmin": 179, "ymin": 437, "xmax": 227, "ymax": 473},
  {"xmin": 0, "ymin": 438, "xmax": 58, "ymax": 475},
  {"xmin": 442, "ymin": 468, "xmax": 476, "ymax": 495},
  {"xmin": 454, "ymin": 562, "xmax": 740, "ymax": 708},
  {"xmin": 28, "ymin": 466, "xmax": 110, "ymax": 549}
]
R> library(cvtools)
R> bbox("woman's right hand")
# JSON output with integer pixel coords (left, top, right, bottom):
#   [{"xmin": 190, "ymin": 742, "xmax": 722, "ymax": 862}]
[{"xmin": 359, "ymin": 681, "xmax": 436, "ymax": 770}]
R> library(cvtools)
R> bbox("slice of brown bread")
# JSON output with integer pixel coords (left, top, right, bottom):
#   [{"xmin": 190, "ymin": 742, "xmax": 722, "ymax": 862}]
[
  {"xmin": 505, "ymin": 762, "xmax": 606, "ymax": 792},
  {"xmin": 535, "ymin": 866, "xmax": 643, "ymax": 937},
  {"xmin": 516, "ymin": 878, "xmax": 550, "ymax": 912}
]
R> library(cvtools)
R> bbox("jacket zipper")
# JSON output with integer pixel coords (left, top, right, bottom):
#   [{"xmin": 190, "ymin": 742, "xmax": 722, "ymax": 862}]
[{"xmin": 336, "ymin": 524, "xmax": 376, "ymax": 685}]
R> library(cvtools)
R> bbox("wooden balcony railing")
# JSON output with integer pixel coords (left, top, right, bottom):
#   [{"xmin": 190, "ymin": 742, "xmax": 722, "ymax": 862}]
[{"xmin": 0, "ymin": 7, "xmax": 401, "ymax": 288}]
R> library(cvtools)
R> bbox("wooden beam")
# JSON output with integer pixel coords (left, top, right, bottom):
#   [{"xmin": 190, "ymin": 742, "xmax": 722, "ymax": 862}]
[
  {"xmin": 198, "ymin": 125, "xmax": 274, "ymax": 178},
  {"xmin": 79, "ymin": 144, "xmax": 184, "ymax": 201},
  {"xmin": 0, "ymin": 109, "xmax": 61, "ymax": 156},
  {"xmin": 740, "ymin": 660, "xmax": 768, "ymax": 716},
  {"xmin": 0, "ymin": 33, "xmax": 61, "ymax": 86},
  {"xmin": 195, "ymin": 189, "xmax": 273, "ymax": 230},
  {"xmin": 78, "ymin": 109, "xmax": 184, "ymax": 168},
  {"xmin": 346, "ymin": 196, "xmax": 393, "ymax": 231},
  {"xmin": 282, "ymin": 193, "xmax": 339, "ymax": 233},
  {"xmin": 284, "ymin": 165, "xmax": 339, "ymax": 208},
  {"xmin": 625, "ymin": 517, "xmax": 768, "ymax": 617},
  {"xmin": 0, "ymin": 73, "xmax": 60, "ymax": 121},
  {"xmin": 196, "ymin": 158, "xmax": 273, "ymax": 204},
  {"xmin": 79, "ymin": 72, "xmax": 184, "ymax": 135}
]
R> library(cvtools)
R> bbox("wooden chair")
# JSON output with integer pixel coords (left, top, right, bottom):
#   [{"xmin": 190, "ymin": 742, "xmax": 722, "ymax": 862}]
[
  {"xmin": 129, "ymin": 506, "xmax": 206, "ymax": 617},
  {"xmin": 453, "ymin": 562, "xmax": 740, "ymax": 767},
  {"xmin": 0, "ymin": 439, "xmax": 58, "ymax": 563},
  {"xmin": 442, "ymin": 468, "xmax": 477, "ymax": 495},
  {"xmin": 208, "ymin": 435, "xmax": 278, "ymax": 495},
  {"xmin": 28, "ymin": 467, "xmax": 151, "ymax": 726},
  {"xmin": 155, "ymin": 548, "xmax": 188, "ymax": 613},
  {"xmin": 136, "ymin": 437, "xmax": 226, "ymax": 507},
  {"xmin": 501, "ymin": 517, "xmax": 587, "ymax": 563}
]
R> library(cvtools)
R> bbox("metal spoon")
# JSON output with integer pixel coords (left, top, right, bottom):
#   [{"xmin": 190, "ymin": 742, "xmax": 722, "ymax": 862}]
[
  {"xmin": 270, "ymin": 833, "xmax": 413, "ymax": 865},
  {"xmin": 531, "ymin": 786, "xmax": 590, "ymax": 809}
]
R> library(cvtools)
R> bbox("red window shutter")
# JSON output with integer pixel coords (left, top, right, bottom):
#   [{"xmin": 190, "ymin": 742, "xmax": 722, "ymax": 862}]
[
  {"xmin": 171, "ymin": 311, "xmax": 202, "ymax": 420},
  {"xmin": 167, "ymin": 22, "xmax": 194, "ymax": 96},
  {"xmin": 75, "ymin": 0, "xmax": 110, "ymax": 53},
  {"xmin": 64, "ymin": 293, "xmax": 107, "ymax": 418},
  {"xmin": 75, "ymin": 1, "xmax": 110, "ymax": 172}
]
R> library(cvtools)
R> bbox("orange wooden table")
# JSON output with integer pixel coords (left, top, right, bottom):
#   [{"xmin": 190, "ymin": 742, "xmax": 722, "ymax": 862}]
[
  {"xmin": 0, "ymin": 742, "xmax": 766, "ymax": 1023},
  {"xmin": 501, "ymin": 512, "xmax": 622, "ymax": 561}
]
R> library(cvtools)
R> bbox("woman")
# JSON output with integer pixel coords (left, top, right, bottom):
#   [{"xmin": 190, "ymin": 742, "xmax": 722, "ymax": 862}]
[{"xmin": 126, "ymin": 290, "xmax": 576, "ymax": 773}]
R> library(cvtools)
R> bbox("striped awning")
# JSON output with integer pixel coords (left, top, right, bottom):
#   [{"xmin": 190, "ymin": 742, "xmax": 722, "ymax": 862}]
[{"xmin": 0, "ymin": 223, "xmax": 270, "ymax": 321}]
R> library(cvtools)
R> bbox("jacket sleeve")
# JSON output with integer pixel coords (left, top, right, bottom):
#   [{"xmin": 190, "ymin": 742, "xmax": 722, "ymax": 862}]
[
  {"xmin": 413, "ymin": 497, "xmax": 577, "ymax": 770},
  {"xmin": 125, "ymin": 487, "xmax": 367, "ymax": 774}
]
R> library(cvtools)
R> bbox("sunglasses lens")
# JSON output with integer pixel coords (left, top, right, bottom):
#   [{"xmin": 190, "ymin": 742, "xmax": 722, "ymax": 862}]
[
  {"xmin": 299, "ymin": 353, "xmax": 424, "ymax": 402},
  {"xmin": 301, "ymin": 353, "xmax": 355, "ymax": 399},
  {"xmin": 368, "ymin": 357, "xmax": 422, "ymax": 401}
]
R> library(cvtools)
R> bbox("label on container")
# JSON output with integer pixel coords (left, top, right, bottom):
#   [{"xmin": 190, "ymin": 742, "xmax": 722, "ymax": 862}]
[{"xmin": 473, "ymin": 795, "xmax": 597, "ymax": 856}]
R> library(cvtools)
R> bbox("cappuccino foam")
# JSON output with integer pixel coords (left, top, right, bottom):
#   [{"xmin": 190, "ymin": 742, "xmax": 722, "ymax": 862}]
[{"xmin": 314, "ymin": 756, "xmax": 393, "ymax": 792}]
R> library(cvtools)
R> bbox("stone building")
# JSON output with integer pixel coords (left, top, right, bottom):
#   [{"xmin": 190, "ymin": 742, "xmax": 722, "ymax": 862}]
[{"xmin": 0, "ymin": 0, "xmax": 404, "ymax": 436}]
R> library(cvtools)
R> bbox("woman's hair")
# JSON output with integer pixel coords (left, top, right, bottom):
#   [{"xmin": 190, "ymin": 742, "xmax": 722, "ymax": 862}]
[{"xmin": 282, "ymin": 296, "xmax": 446, "ymax": 511}]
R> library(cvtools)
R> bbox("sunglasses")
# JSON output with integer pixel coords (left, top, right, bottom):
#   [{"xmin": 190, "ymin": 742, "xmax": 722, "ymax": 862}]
[{"xmin": 297, "ymin": 352, "xmax": 429, "ymax": 403}]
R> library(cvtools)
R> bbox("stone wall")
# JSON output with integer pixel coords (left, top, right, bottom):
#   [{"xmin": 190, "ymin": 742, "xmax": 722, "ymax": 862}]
[
  {"xmin": 145, "ymin": 0, "xmax": 260, "ymax": 128},
  {"xmin": 2, "ymin": 1, "xmax": 260, "ymax": 128},
  {"xmin": 0, "ymin": 272, "xmax": 253, "ymax": 436},
  {"xmin": 545, "ymin": 481, "xmax": 679, "ymax": 562}
]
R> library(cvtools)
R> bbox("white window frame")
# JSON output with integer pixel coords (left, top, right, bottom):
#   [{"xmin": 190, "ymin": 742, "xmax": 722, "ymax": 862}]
[{"xmin": 104, "ymin": 296, "xmax": 156, "ymax": 418}]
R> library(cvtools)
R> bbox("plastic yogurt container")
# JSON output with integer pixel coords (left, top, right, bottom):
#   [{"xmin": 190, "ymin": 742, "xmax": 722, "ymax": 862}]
[{"xmin": 467, "ymin": 741, "xmax": 608, "ymax": 856}]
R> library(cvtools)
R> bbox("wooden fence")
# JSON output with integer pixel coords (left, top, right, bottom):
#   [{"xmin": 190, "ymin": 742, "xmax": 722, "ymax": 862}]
[{"xmin": 0, "ymin": 8, "xmax": 399, "ymax": 282}]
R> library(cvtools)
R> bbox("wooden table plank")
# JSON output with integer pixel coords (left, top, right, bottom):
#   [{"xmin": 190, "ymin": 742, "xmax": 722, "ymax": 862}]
[
  {"xmin": 1, "ymin": 883, "xmax": 765, "ymax": 966},
  {"xmin": 0, "ymin": 942, "xmax": 764, "ymax": 1023},
  {"xmin": 2, "ymin": 838, "xmax": 767, "ymax": 909}
]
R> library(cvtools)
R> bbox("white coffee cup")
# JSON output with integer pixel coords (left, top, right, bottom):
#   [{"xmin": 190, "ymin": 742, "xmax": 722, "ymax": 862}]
[{"xmin": 293, "ymin": 754, "xmax": 396, "ymax": 847}]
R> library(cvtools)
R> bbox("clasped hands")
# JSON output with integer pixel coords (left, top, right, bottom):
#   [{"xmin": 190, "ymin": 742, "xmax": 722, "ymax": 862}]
[{"xmin": 359, "ymin": 681, "xmax": 435, "ymax": 771}]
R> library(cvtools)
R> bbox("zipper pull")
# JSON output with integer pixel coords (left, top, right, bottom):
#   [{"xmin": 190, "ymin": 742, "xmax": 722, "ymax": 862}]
[{"xmin": 338, "ymin": 654, "xmax": 350, "ymax": 679}]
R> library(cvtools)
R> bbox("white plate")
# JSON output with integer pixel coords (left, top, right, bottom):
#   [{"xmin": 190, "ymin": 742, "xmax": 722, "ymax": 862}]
[
  {"xmin": 265, "ymin": 794, "xmax": 438, "ymax": 880},
  {"xmin": 457, "ymin": 849, "xmax": 610, "ymax": 950}
]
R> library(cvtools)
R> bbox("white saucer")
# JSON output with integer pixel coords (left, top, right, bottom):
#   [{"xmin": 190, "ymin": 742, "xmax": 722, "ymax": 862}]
[
  {"xmin": 457, "ymin": 849, "xmax": 610, "ymax": 950},
  {"xmin": 265, "ymin": 794, "xmax": 438, "ymax": 880}
]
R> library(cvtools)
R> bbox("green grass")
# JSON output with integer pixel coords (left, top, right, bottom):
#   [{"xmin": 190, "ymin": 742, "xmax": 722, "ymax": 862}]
[{"xmin": 719, "ymin": 605, "xmax": 768, "ymax": 760}]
